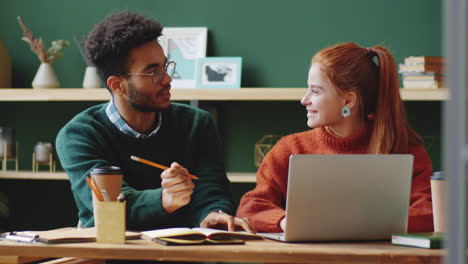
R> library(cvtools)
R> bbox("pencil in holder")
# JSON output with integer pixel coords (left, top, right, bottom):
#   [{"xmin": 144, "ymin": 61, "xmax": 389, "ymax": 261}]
[{"xmin": 94, "ymin": 201, "xmax": 126, "ymax": 244}]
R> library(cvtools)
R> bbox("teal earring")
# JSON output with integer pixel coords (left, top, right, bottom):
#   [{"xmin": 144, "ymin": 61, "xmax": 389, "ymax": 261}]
[{"xmin": 341, "ymin": 106, "xmax": 351, "ymax": 118}]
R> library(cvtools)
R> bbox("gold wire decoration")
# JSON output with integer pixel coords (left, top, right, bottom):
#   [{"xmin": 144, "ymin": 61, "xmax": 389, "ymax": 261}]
[{"xmin": 254, "ymin": 135, "xmax": 283, "ymax": 167}]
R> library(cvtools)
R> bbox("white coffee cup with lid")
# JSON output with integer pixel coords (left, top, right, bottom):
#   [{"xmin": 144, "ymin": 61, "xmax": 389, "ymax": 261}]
[{"xmin": 431, "ymin": 171, "xmax": 447, "ymax": 232}]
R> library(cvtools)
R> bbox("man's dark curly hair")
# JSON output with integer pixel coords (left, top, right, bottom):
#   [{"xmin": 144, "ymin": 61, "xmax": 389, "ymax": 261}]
[{"xmin": 85, "ymin": 11, "xmax": 163, "ymax": 91}]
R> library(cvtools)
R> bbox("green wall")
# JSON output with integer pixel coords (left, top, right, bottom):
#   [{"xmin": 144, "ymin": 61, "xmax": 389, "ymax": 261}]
[
  {"xmin": 0, "ymin": 0, "xmax": 441, "ymax": 230},
  {"xmin": 0, "ymin": 0, "xmax": 442, "ymax": 88}
]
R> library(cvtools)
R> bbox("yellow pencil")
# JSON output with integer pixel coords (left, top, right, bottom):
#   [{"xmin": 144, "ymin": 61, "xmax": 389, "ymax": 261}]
[
  {"xmin": 130, "ymin": 155, "xmax": 199, "ymax": 180},
  {"xmin": 86, "ymin": 176, "xmax": 105, "ymax": 202}
]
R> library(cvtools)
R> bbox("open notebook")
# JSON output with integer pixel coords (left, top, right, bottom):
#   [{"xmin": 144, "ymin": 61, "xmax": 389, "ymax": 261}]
[
  {"xmin": 141, "ymin": 227, "xmax": 262, "ymax": 245},
  {"xmin": 260, "ymin": 154, "xmax": 414, "ymax": 242}
]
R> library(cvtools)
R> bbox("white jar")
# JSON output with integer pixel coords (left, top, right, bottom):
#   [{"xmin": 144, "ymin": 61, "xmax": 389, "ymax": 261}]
[
  {"xmin": 0, "ymin": 127, "xmax": 15, "ymax": 159},
  {"xmin": 34, "ymin": 142, "xmax": 53, "ymax": 162}
]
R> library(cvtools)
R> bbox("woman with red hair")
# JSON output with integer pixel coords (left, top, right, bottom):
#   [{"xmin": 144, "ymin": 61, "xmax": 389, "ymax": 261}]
[{"xmin": 237, "ymin": 42, "xmax": 433, "ymax": 233}]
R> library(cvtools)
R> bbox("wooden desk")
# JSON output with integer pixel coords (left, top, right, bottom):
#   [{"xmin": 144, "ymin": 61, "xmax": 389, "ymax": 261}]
[{"xmin": 0, "ymin": 239, "xmax": 443, "ymax": 264}]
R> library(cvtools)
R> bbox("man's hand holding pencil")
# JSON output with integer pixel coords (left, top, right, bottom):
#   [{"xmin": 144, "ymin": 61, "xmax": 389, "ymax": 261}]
[{"xmin": 160, "ymin": 162, "xmax": 195, "ymax": 213}]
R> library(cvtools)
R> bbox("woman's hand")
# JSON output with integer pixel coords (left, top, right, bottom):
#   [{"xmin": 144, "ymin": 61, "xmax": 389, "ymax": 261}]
[
  {"xmin": 200, "ymin": 211, "xmax": 256, "ymax": 233},
  {"xmin": 160, "ymin": 162, "xmax": 195, "ymax": 213},
  {"xmin": 280, "ymin": 217, "xmax": 286, "ymax": 232}
]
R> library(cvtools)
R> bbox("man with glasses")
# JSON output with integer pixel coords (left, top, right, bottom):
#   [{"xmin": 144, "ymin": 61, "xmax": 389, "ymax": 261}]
[{"xmin": 56, "ymin": 11, "xmax": 253, "ymax": 232}]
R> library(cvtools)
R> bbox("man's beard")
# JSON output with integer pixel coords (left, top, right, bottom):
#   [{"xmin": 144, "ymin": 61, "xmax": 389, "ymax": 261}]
[{"xmin": 127, "ymin": 83, "xmax": 170, "ymax": 112}]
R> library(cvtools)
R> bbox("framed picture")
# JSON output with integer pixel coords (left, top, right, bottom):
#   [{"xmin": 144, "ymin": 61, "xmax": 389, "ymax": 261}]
[
  {"xmin": 195, "ymin": 57, "xmax": 242, "ymax": 88},
  {"xmin": 159, "ymin": 27, "xmax": 207, "ymax": 88}
]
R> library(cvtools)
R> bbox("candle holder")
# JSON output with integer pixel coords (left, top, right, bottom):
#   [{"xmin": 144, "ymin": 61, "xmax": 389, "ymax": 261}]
[
  {"xmin": 32, "ymin": 142, "xmax": 55, "ymax": 172},
  {"xmin": 1, "ymin": 142, "xmax": 18, "ymax": 172},
  {"xmin": 32, "ymin": 152, "xmax": 56, "ymax": 172}
]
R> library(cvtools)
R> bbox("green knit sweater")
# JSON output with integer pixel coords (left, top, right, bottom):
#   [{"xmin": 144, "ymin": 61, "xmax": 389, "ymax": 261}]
[{"xmin": 56, "ymin": 102, "xmax": 234, "ymax": 230}]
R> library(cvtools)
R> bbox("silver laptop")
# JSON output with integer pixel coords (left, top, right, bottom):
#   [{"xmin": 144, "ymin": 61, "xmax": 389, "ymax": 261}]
[{"xmin": 260, "ymin": 154, "xmax": 413, "ymax": 242}]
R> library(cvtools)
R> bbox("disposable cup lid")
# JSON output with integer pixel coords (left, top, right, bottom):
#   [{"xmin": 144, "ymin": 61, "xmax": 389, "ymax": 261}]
[
  {"xmin": 431, "ymin": 171, "xmax": 445, "ymax": 180},
  {"xmin": 91, "ymin": 166, "xmax": 122, "ymax": 175}
]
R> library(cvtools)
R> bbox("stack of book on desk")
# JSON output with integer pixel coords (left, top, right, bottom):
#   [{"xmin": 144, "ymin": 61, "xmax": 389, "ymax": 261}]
[
  {"xmin": 399, "ymin": 56, "xmax": 444, "ymax": 88},
  {"xmin": 391, "ymin": 232, "xmax": 444, "ymax": 249}
]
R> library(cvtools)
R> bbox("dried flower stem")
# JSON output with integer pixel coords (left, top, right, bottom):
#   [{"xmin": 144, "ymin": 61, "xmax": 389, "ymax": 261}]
[
  {"xmin": 17, "ymin": 16, "xmax": 47, "ymax": 63},
  {"xmin": 73, "ymin": 35, "xmax": 90, "ymax": 66}
]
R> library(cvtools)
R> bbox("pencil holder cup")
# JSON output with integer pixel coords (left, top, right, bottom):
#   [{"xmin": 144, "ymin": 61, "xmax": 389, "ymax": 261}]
[{"xmin": 94, "ymin": 201, "xmax": 126, "ymax": 244}]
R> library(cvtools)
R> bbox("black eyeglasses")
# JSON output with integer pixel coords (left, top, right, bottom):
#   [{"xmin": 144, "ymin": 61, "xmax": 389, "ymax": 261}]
[{"xmin": 125, "ymin": 61, "xmax": 176, "ymax": 84}]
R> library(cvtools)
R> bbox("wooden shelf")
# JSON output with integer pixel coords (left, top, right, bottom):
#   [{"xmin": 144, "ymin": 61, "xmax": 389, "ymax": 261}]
[
  {"xmin": 0, "ymin": 171, "xmax": 257, "ymax": 183},
  {"xmin": 0, "ymin": 88, "xmax": 449, "ymax": 101},
  {"xmin": 0, "ymin": 87, "xmax": 446, "ymax": 183}
]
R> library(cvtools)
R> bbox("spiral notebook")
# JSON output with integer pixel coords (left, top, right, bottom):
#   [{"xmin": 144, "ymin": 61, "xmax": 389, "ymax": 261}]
[{"xmin": 1, "ymin": 227, "xmax": 140, "ymax": 244}]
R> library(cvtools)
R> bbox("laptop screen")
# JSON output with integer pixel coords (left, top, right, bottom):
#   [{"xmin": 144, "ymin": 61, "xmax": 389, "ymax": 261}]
[{"xmin": 283, "ymin": 154, "xmax": 413, "ymax": 242}]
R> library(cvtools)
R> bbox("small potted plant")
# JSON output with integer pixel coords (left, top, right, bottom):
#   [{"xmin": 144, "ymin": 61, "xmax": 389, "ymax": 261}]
[{"xmin": 17, "ymin": 16, "xmax": 69, "ymax": 88}]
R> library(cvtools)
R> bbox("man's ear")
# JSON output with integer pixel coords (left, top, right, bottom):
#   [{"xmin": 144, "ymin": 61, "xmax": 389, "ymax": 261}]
[
  {"xmin": 107, "ymin": 76, "xmax": 126, "ymax": 95},
  {"xmin": 343, "ymin": 90, "xmax": 359, "ymax": 108}
]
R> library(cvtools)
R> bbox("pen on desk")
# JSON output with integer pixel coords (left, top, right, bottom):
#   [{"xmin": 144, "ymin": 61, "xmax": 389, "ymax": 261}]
[
  {"xmin": 85, "ymin": 176, "xmax": 105, "ymax": 202},
  {"xmin": 5, "ymin": 231, "xmax": 38, "ymax": 243},
  {"xmin": 130, "ymin": 155, "xmax": 199, "ymax": 180}
]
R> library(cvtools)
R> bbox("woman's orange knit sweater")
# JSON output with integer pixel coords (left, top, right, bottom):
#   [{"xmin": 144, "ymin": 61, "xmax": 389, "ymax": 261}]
[{"xmin": 237, "ymin": 126, "xmax": 434, "ymax": 233}]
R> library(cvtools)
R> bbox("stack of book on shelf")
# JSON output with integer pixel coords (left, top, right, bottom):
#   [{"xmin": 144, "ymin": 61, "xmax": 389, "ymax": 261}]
[{"xmin": 399, "ymin": 56, "xmax": 444, "ymax": 88}]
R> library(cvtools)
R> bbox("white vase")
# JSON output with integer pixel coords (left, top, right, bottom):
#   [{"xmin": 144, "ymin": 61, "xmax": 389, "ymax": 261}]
[
  {"xmin": 82, "ymin": 66, "xmax": 101, "ymax": 88},
  {"xmin": 32, "ymin": 63, "xmax": 60, "ymax": 89}
]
